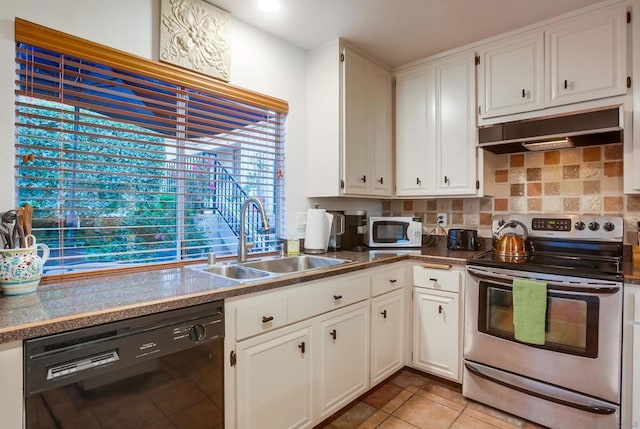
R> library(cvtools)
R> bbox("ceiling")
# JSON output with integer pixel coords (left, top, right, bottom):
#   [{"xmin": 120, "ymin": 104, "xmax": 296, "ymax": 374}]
[{"xmin": 208, "ymin": 0, "xmax": 606, "ymax": 68}]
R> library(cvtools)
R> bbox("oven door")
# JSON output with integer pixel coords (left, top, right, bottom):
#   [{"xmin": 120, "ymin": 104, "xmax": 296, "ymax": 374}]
[{"xmin": 464, "ymin": 265, "xmax": 622, "ymax": 404}]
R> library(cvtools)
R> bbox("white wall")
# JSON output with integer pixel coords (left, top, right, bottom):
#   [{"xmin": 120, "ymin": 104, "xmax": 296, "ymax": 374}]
[{"xmin": 0, "ymin": 0, "xmax": 309, "ymax": 236}]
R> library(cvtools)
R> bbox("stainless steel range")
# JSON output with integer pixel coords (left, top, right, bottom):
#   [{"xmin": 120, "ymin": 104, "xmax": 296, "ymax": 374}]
[{"xmin": 464, "ymin": 214, "xmax": 624, "ymax": 429}]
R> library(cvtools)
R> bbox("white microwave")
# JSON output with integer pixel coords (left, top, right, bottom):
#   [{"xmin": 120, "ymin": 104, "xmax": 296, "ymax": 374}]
[{"xmin": 365, "ymin": 216, "xmax": 422, "ymax": 248}]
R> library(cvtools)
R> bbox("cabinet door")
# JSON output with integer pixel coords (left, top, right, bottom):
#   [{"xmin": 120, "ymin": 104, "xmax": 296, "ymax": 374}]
[
  {"xmin": 412, "ymin": 287, "xmax": 460, "ymax": 382},
  {"xmin": 433, "ymin": 52, "xmax": 477, "ymax": 195},
  {"xmin": 478, "ymin": 31, "xmax": 544, "ymax": 118},
  {"xmin": 371, "ymin": 289, "xmax": 405, "ymax": 386},
  {"xmin": 395, "ymin": 66, "xmax": 436, "ymax": 196},
  {"xmin": 236, "ymin": 322, "xmax": 313, "ymax": 429},
  {"xmin": 547, "ymin": 5, "xmax": 627, "ymax": 106},
  {"xmin": 368, "ymin": 63, "xmax": 393, "ymax": 196},
  {"xmin": 342, "ymin": 48, "xmax": 370, "ymax": 195},
  {"xmin": 315, "ymin": 301, "xmax": 369, "ymax": 421}
]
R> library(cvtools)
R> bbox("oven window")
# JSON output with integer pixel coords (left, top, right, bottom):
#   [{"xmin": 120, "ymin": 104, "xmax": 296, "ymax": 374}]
[
  {"xmin": 373, "ymin": 221, "xmax": 408, "ymax": 243},
  {"xmin": 26, "ymin": 340, "xmax": 223, "ymax": 429},
  {"xmin": 478, "ymin": 282, "xmax": 599, "ymax": 358}
]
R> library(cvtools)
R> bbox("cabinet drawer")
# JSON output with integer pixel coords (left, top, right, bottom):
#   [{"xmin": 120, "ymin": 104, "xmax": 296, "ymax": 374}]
[
  {"xmin": 289, "ymin": 273, "xmax": 370, "ymax": 322},
  {"xmin": 234, "ymin": 293, "xmax": 288, "ymax": 341},
  {"xmin": 413, "ymin": 266, "xmax": 460, "ymax": 293},
  {"xmin": 371, "ymin": 266, "xmax": 406, "ymax": 296}
]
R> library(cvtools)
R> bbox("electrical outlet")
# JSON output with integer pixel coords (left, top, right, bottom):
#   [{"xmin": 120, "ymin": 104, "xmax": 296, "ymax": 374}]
[
  {"xmin": 437, "ymin": 213, "xmax": 448, "ymax": 227},
  {"xmin": 296, "ymin": 212, "xmax": 307, "ymax": 228}
]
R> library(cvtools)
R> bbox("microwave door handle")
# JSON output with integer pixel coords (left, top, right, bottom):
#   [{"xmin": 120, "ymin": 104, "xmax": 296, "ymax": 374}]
[
  {"xmin": 464, "ymin": 361, "xmax": 616, "ymax": 415},
  {"xmin": 466, "ymin": 267, "xmax": 620, "ymax": 295}
]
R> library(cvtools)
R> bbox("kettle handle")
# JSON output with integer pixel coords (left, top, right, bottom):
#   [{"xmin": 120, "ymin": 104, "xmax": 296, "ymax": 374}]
[{"xmin": 494, "ymin": 220, "xmax": 529, "ymax": 240}]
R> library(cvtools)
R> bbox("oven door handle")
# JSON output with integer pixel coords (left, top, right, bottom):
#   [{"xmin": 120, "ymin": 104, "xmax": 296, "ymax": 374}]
[
  {"xmin": 464, "ymin": 361, "xmax": 617, "ymax": 415},
  {"xmin": 467, "ymin": 266, "xmax": 620, "ymax": 294}
]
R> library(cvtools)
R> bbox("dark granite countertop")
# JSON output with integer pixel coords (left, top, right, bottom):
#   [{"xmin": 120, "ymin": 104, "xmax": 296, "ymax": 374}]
[{"xmin": 0, "ymin": 246, "xmax": 480, "ymax": 344}]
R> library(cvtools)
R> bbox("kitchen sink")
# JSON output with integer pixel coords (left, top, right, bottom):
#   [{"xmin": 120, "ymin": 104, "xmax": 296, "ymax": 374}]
[
  {"xmin": 242, "ymin": 255, "xmax": 351, "ymax": 273},
  {"xmin": 192, "ymin": 255, "xmax": 352, "ymax": 283},
  {"xmin": 201, "ymin": 264, "xmax": 271, "ymax": 281}
]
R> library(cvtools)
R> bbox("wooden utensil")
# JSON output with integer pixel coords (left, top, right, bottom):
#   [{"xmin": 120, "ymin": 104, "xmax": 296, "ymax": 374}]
[{"xmin": 21, "ymin": 203, "xmax": 33, "ymax": 236}]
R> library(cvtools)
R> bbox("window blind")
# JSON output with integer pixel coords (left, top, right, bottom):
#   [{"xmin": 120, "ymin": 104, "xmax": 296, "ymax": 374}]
[{"xmin": 14, "ymin": 21, "xmax": 286, "ymax": 276}]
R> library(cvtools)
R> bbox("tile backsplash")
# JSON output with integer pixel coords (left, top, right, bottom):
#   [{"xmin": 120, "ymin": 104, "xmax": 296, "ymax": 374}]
[{"xmin": 384, "ymin": 143, "xmax": 640, "ymax": 244}]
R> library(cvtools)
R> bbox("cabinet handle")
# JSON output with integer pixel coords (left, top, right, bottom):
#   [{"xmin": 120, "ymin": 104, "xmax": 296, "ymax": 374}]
[
  {"xmin": 564, "ymin": 79, "xmax": 568, "ymax": 90},
  {"xmin": 360, "ymin": 175, "xmax": 367, "ymax": 183},
  {"xmin": 521, "ymin": 89, "xmax": 526, "ymax": 98},
  {"xmin": 444, "ymin": 176, "xmax": 449, "ymax": 184},
  {"xmin": 262, "ymin": 316, "xmax": 274, "ymax": 323},
  {"xmin": 298, "ymin": 342, "xmax": 306, "ymax": 354},
  {"xmin": 333, "ymin": 294, "xmax": 343, "ymax": 300},
  {"xmin": 389, "ymin": 279, "xmax": 397, "ymax": 284},
  {"xmin": 381, "ymin": 309, "xmax": 387, "ymax": 319},
  {"xmin": 416, "ymin": 177, "xmax": 421, "ymax": 185},
  {"xmin": 330, "ymin": 329, "xmax": 337, "ymax": 340},
  {"xmin": 438, "ymin": 305, "xmax": 443, "ymax": 314},
  {"xmin": 377, "ymin": 177, "xmax": 384, "ymax": 184},
  {"xmin": 429, "ymin": 278, "xmax": 438, "ymax": 282}
]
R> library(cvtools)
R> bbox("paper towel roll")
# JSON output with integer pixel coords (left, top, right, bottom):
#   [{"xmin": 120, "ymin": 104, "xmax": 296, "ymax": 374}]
[{"xmin": 304, "ymin": 209, "xmax": 332, "ymax": 253}]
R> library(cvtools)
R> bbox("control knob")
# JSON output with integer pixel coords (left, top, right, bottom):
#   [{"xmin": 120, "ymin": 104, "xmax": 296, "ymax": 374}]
[
  {"xmin": 574, "ymin": 221, "xmax": 586, "ymax": 231},
  {"xmin": 603, "ymin": 222, "xmax": 615, "ymax": 232},
  {"xmin": 588, "ymin": 221, "xmax": 600, "ymax": 231},
  {"xmin": 189, "ymin": 324, "xmax": 206, "ymax": 342}
]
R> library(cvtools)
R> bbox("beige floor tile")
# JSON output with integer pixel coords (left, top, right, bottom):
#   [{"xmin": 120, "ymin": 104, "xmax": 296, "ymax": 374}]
[
  {"xmin": 392, "ymin": 395, "xmax": 460, "ymax": 429},
  {"xmin": 332, "ymin": 402, "xmax": 379, "ymax": 429},
  {"xmin": 381, "ymin": 389, "xmax": 414, "ymax": 414},
  {"xmin": 389, "ymin": 370, "xmax": 430, "ymax": 390},
  {"xmin": 358, "ymin": 410, "xmax": 390, "ymax": 429},
  {"xmin": 463, "ymin": 402, "xmax": 522, "ymax": 429},
  {"xmin": 378, "ymin": 415, "xmax": 420, "ymax": 429},
  {"xmin": 364, "ymin": 383, "xmax": 404, "ymax": 409},
  {"xmin": 419, "ymin": 378, "xmax": 467, "ymax": 408},
  {"xmin": 450, "ymin": 414, "xmax": 501, "ymax": 429},
  {"xmin": 413, "ymin": 389, "xmax": 465, "ymax": 412}
]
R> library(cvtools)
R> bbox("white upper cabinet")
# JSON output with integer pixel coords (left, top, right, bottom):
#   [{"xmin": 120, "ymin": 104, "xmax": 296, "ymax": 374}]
[
  {"xmin": 395, "ymin": 66, "xmax": 436, "ymax": 196},
  {"xmin": 396, "ymin": 51, "xmax": 479, "ymax": 197},
  {"xmin": 546, "ymin": 4, "xmax": 627, "ymax": 106},
  {"xmin": 306, "ymin": 40, "xmax": 393, "ymax": 197},
  {"xmin": 477, "ymin": 3, "xmax": 628, "ymax": 123},
  {"xmin": 342, "ymin": 48, "xmax": 393, "ymax": 196},
  {"xmin": 477, "ymin": 30, "xmax": 545, "ymax": 118},
  {"xmin": 433, "ymin": 52, "xmax": 478, "ymax": 195}
]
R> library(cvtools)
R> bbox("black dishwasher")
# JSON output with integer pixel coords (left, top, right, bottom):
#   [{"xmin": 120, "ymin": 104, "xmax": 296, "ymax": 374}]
[{"xmin": 24, "ymin": 300, "xmax": 224, "ymax": 429}]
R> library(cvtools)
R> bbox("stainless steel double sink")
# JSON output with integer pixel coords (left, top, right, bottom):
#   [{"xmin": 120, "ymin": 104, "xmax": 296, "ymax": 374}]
[{"xmin": 191, "ymin": 254, "xmax": 353, "ymax": 283}]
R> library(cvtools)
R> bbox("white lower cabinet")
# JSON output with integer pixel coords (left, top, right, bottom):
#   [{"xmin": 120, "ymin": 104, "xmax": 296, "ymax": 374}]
[
  {"xmin": 225, "ymin": 268, "xmax": 381, "ymax": 429},
  {"xmin": 412, "ymin": 265, "xmax": 463, "ymax": 382},
  {"xmin": 315, "ymin": 301, "xmax": 370, "ymax": 421},
  {"xmin": 235, "ymin": 321, "xmax": 314, "ymax": 429},
  {"xmin": 370, "ymin": 288, "xmax": 406, "ymax": 386},
  {"xmin": 225, "ymin": 261, "xmax": 469, "ymax": 428},
  {"xmin": 622, "ymin": 284, "xmax": 640, "ymax": 429},
  {"xmin": 0, "ymin": 341, "xmax": 23, "ymax": 429}
]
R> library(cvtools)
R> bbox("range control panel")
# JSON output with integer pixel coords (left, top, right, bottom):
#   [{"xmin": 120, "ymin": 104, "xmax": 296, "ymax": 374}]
[
  {"xmin": 492, "ymin": 214, "xmax": 624, "ymax": 242},
  {"xmin": 531, "ymin": 218, "xmax": 572, "ymax": 231}
]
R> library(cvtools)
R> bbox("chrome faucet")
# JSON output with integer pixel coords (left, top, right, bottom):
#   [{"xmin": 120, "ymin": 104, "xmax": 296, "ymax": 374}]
[{"xmin": 238, "ymin": 196, "xmax": 271, "ymax": 263}]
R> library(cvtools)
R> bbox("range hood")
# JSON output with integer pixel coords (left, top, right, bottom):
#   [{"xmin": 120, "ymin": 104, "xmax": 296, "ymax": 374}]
[{"xmin": 478, "ymin": 107, "xmax": 623, "ymax": 154}]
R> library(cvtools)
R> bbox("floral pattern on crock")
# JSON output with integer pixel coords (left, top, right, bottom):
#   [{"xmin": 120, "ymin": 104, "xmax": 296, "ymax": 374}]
[{"xmin": 0, "ymin": 249, "xmax": 44, "ymax": 283}]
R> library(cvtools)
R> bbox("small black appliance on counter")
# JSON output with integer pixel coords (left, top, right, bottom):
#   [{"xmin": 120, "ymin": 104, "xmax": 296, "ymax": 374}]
[
  {"xmin": 342, "ymin": 210, "xmax": 368, "ymax": 251},
  {"xmin": 447, "ymin": 228, "xmax": 479, "ymax": 250}
]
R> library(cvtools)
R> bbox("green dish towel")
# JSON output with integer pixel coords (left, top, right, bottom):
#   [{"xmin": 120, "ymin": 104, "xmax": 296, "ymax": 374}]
[{"xmin": 512, "ymin": 278, "xmax": 547, "ymax": 345}]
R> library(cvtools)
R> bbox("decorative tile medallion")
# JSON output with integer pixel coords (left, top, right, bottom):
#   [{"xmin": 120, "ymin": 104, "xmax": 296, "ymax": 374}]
[{"xmin": 160, "ymin": 0, "xmax": 231, "ymax": 81}]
